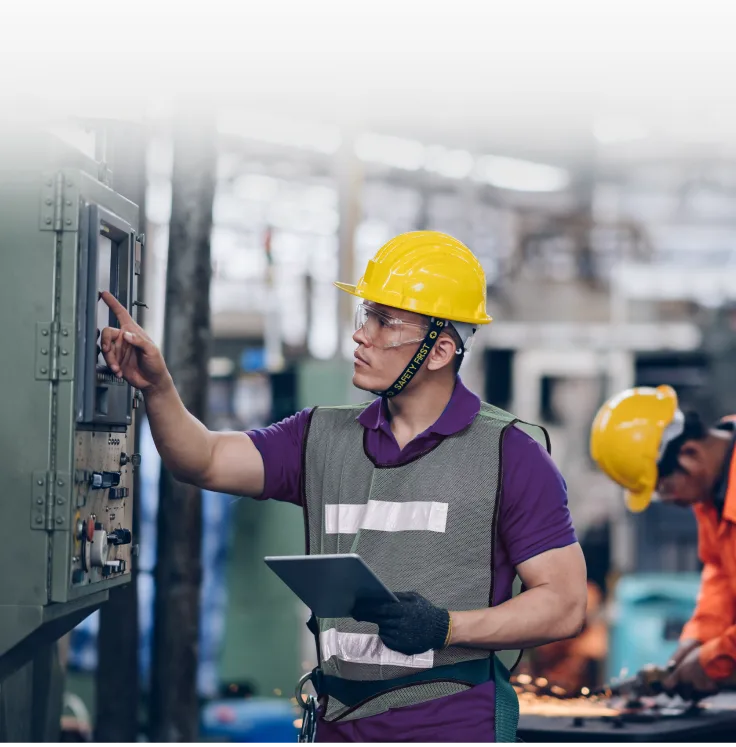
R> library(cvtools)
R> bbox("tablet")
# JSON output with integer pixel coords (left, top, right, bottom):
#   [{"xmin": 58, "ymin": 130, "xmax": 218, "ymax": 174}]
[{"xmin": 264, "ymin": 553, "xmax": 399, "ymax": 618}]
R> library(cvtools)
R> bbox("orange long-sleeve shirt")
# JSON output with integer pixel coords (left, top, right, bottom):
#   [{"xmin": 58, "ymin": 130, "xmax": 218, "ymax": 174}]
[{"xmin": 680, "ymin": 445, "xmax": 736, "ymax": 681}]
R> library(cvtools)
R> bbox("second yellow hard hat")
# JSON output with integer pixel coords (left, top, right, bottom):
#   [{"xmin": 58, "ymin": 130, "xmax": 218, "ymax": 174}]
[{"xmin": 590, "ymin": 385, "xmax": 680, "ymax": 512}]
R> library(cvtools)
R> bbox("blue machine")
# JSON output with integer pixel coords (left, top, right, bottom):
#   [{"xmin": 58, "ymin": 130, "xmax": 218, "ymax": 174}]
[
  {"xmin": 200, "ymin": 697, "xmax": 300, "ymax": 742},
  {"xmin": 607, "ymin": 573, "xmax": 701, "ymax": 680}
]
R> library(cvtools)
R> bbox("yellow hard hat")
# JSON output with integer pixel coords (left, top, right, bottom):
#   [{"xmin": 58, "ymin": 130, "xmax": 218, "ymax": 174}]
[
  {"xmin": 334, "ymin": 231, "xmax": 492, "ymax": 325},
  {"xmin": 590, "ymin": 385, "xmax": 681, "ymax": 513}
]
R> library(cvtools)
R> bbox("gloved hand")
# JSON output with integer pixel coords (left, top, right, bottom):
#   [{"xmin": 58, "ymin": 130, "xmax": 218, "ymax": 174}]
[{"xmin": 352, "ymin": 591, "xmax": 450, "ymax": 656}]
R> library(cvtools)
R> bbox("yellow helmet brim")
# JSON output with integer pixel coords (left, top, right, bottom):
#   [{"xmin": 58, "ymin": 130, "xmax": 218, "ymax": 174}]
[
  {"xmin": 334, "ymin": 280, "xmax": 494, "ymax": 325},
  {"xmin": 334, "ymin": 282, "xmax": 359, "ymax": 297},
  {"xmin": 625, "ymin": 488, "xmax": 654, "ymax": 514}
]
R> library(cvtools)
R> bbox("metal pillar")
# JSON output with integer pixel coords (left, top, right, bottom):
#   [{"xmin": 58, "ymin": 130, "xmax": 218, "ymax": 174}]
[{"xmin": 335, "ymin": 132, "xmax": 362, "ymax": 360}]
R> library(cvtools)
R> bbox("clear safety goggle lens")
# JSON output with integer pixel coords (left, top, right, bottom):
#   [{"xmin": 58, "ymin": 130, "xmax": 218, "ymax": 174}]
[{"xmin": 354, "ymin": 304, "xmax": 428, "ymax": 349}]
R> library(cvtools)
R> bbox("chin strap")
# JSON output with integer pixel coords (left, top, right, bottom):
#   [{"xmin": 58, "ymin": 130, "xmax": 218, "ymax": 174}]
[{"xmin": 372, "ymin": 318, "xmax": 448, "ymax": 399}]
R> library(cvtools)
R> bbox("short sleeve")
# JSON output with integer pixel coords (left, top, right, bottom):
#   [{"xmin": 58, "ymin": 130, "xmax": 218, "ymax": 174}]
[
  {"xmin": 246, "ymin": 407, "xmax": 314, "ymax": 506},
  {"xmin": 499, "ymin": 425, "xmax": 578, "ymax": 568}
]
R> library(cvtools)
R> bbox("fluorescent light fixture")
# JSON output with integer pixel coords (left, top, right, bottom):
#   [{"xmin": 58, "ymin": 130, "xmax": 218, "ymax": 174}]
[
  {"xmin": 354, "ymin": 133, "xmax": 425, "ymax": 171},
  {"xmin": 218, "ymin": 111, "xmax": 341, "ymax": 154},
  {"xmin": 424, "ymin": 145, "xmax": 474, "ymax": 179},
  {"xmin": 473, "ymin": 155, "xmax": 570, "ymax": 192}
]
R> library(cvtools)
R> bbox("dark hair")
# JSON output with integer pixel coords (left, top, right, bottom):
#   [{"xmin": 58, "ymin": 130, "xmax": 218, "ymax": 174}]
[{"xmin": 657, "ymin": 410, "xmax": 707, "ymax": 478}]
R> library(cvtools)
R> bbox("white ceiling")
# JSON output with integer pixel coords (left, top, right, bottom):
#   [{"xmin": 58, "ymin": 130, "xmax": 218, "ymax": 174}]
[{"xmin": 5, "ymin": 0, "xmax": 736, "ymax": 166}]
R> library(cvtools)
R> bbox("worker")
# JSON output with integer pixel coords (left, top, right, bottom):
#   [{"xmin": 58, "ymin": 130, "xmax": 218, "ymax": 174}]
[
  {"xmin": 99, "ymin": 230, "xmax": 587, "ymax": 742},
  {"xmin": 590, "ymin": 384, "xmax": 736, "ymax": 700}
]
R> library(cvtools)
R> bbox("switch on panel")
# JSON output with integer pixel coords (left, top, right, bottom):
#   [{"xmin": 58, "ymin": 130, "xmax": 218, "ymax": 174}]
[
  {"xmin": 108, "ymin": 528, "xmax": 132, "ymax": 546},
  {"xmin": 119, "ymin": 452, "xmax": 141, "ymax": 467},
  {"xmin": 89, "ymin": 471, "xmax": 120, "ymax": 489}
]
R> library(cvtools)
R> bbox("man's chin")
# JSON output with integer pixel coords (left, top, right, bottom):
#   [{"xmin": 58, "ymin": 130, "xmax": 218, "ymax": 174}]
[{"xmin": 352, "ymin": 371, "xmax": 381, "ymax": 393}]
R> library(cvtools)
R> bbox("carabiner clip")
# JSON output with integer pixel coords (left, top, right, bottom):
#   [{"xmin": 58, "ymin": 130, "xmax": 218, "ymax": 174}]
[{"xmin": 296, "ymin": 671, "xmax": 318, "ymax": 743}]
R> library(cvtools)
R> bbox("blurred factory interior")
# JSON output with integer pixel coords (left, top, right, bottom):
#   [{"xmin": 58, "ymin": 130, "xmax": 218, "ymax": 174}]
[{"xmin": 4, "ymin": 0, "xmax": 736, "ymax": 740}]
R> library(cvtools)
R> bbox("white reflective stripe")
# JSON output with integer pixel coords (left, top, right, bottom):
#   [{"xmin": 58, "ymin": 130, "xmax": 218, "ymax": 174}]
[
  {"xmin": 324, "ymin": 500, "xmax": 448, "ymax": 535},
  {"xmin": 320, "ymin": 628, "xmax": 434, "ymax": 669}
]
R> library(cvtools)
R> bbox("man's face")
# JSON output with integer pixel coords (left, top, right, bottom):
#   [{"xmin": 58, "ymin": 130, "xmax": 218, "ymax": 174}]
[
  {"xmin": 655, "ymin": 443, "xmax": 711, "ymax": 507},
  {"xmin": 352, "ymin": 302, "xmax": 429, "ymax": 393}
]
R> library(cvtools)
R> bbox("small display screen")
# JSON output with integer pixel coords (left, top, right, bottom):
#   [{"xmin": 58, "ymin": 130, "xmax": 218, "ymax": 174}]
[{"xmin": 96, "ymin": 234, "xmax": 113, "ymax": 365}]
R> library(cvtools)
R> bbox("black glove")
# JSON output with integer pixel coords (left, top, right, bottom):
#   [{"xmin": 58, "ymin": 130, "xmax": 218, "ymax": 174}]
[{"xmin": 352, "ymin": 591, "xmax": 450, "ymax": 656}]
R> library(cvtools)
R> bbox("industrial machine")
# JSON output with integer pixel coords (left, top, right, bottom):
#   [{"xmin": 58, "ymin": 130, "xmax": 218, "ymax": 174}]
[
  {"xmin": 0, "ymin": 125, "xmax": 141, "ymax": 680},
  {"xmin": 514, "ymin": 672, "xmax": 736, "ymax": 742}
]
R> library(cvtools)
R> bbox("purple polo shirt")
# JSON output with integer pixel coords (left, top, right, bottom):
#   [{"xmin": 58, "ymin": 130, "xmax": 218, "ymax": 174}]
[{"xmin": 248, "ymin": 378, "xmax": 576, "ymax": 742}]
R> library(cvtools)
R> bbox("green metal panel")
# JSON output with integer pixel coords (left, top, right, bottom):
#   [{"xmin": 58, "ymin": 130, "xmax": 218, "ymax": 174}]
[
  {"xmin": 0, "ymin": 127, "xmax": 139, "ymax": 669},
  {"xmin": 0, "ymin": 170, "xmax": 56, "ymax": 607}
]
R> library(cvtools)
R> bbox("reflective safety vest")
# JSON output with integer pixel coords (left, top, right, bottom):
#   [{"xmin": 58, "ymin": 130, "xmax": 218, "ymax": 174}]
[{"xmin": 301, "ymin": 401, "xmax": 549, "ymax": 736}]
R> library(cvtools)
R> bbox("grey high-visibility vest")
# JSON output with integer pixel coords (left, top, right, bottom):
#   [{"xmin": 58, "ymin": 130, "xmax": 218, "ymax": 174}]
[{"xmin": 302, "ymin": 401, "xmax": 549, "ymax": 727}]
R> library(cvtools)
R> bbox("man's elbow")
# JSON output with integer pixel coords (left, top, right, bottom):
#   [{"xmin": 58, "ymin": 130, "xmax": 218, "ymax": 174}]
[{"xmin": 559, "ymin": 591, "xmax": 588, "ymax": 639}]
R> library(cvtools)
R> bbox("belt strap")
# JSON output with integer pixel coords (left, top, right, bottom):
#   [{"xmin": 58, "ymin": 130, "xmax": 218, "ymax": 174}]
[
  {"xmin": 312, "ymin": 656, "xmax": 493, "ymax": 708},
  {"xmin": 493, "ymin": 656, "xmax": 519, "ymax": 743}
]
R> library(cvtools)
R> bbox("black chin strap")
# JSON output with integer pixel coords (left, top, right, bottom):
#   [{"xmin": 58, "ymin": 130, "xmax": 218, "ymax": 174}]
[{"xmin": 373, "ymin": 318, "xmax": 447, "ymax": 399}]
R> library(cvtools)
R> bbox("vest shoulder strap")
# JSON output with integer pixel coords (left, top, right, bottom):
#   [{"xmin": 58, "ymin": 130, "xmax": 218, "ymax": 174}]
[{"xmin": 477, "ymin": 401, "xmax": 551, "ymax": 455}]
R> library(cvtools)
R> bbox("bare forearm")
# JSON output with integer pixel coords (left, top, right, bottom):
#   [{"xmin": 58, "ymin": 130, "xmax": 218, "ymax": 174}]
[
  {"xmin": 449, "ymin": 586, "xmax": 586, "ymax": 650},
  {"xmin": 143, "ymin": 377, "xmax": 214, "ymax": 485}
]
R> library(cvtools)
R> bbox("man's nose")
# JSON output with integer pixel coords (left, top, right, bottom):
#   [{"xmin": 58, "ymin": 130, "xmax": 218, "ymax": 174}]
[{"xmin": 353, "ymin": 325, "xmax": 371, "ymax": 347}]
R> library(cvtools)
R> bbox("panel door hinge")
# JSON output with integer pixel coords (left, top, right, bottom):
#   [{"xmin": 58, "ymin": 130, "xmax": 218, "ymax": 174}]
[
  {"xmin": 31, "ymin": 471, "xmax": 71, "ymax": 531},
  {"xmin": 35, "ymin": 321, "xmax": 74, "ymax": 381},
  {"xmin": 40, "ymin": 171, "xmax": 79, "ymax": 232}
]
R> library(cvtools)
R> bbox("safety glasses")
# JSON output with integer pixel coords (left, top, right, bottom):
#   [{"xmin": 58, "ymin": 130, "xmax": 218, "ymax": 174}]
[{"xmin": 354, "ymin": 303, "xmax": 429, "ymax": 349}]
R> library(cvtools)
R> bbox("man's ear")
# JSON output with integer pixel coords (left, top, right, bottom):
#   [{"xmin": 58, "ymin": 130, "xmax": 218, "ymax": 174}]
[
  {"xmin": 678, "ymin": 440, "xmax": 707, "ymax": 474},
  {"xmin": 426, "ymin": 336, "xmax": 457, "ymax": 372}
]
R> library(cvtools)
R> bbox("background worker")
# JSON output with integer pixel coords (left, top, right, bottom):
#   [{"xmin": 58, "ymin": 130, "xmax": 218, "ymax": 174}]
[
  {"xmin": 99, "ymin": 230, "xmax": 587, "ymax": 742},
  {"xmin": 590, "ymin": 385, "xmax": 736, "ymax": 699}
]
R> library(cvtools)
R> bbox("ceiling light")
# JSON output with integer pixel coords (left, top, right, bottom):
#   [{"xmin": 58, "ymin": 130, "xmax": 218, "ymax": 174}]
[
  {"xmin": 354, "ymin": 133, "xmax": 425, "ymax": 171},
  {"xmin": 424, "ymin": 145, "xmax": 474, "ymax": 179},
  {"xmin": 473, "ymin": 155, "xmax": 570, "ymax": 192}
]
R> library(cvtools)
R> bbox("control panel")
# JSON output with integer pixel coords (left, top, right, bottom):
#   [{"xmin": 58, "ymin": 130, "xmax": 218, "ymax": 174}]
[
  {"xmin": 66, "ymin": 197, "xmax": 141, "ymax": 591},
  {"xmin": 72, "ymin": 432, "xmax": 138, "ymax": 585}
]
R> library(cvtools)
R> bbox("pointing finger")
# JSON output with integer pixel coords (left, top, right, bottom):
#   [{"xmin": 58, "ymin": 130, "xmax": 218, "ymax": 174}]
[{"xmin": 99, "ymin": 291, "xmax": 134, "ymax": 327}]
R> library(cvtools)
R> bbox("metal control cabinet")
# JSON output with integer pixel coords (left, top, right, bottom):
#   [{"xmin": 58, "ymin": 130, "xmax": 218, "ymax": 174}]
[{"xmin": 0, "ymin": 127, "xmax": 141, "ymax": 675}]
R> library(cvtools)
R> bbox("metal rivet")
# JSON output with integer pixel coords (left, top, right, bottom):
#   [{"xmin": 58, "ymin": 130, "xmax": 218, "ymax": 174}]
[
  {"xmin": 41, "ymin": 348, "xmax": 48, "ymax": 355},
  {"xmin": 35, "ymin": 516, "xmax": 43, "ymax": 524},
  {"xmin": 66, "ymin": 200, "xmax": 72, "ymax": 206},
  {"xmin": 40, "ymin": 367, "xmax": 48, "ymax": 374},
  {"xmin": 57, "ymin": 498, "xmax": 64, "ymax": 505},
  {"xmin": 65, "ymin": 218, "xmax": 71, "ymax": 225},
  {"xmin": 57, "ymin": 479, "xmax": 64, "ymax": 487},
  {"xmin": 37, "ymin": 479, "xmax": 43, "ymax": 486},
  {"xmin": 61, "ymin": 368, "xmax": 68, "ymax": 375},
  {"xmin": 45, "ymin": 198, "xmax": 52, "ymax": 205},
  {"xmin": 42, "ymin": 329, "xmax": 49, "ymax": 336},
  {"xmin": 62, "ymin": 329, "xmax": 69, "ymax": 336},
  {"xmin": 61, "ymin": 349, "xmax": 68, "ymax": 355},
  {"xmin": 36, "ymin": 497, "xmax": 43, "ymax": 504},
  {"xmin": 45, "ymin": 217, "xmax": 52, "ymax": 225},
  {"xmin": 56, "ymin": 516, "xmax": 64, "ymax": 524}
]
